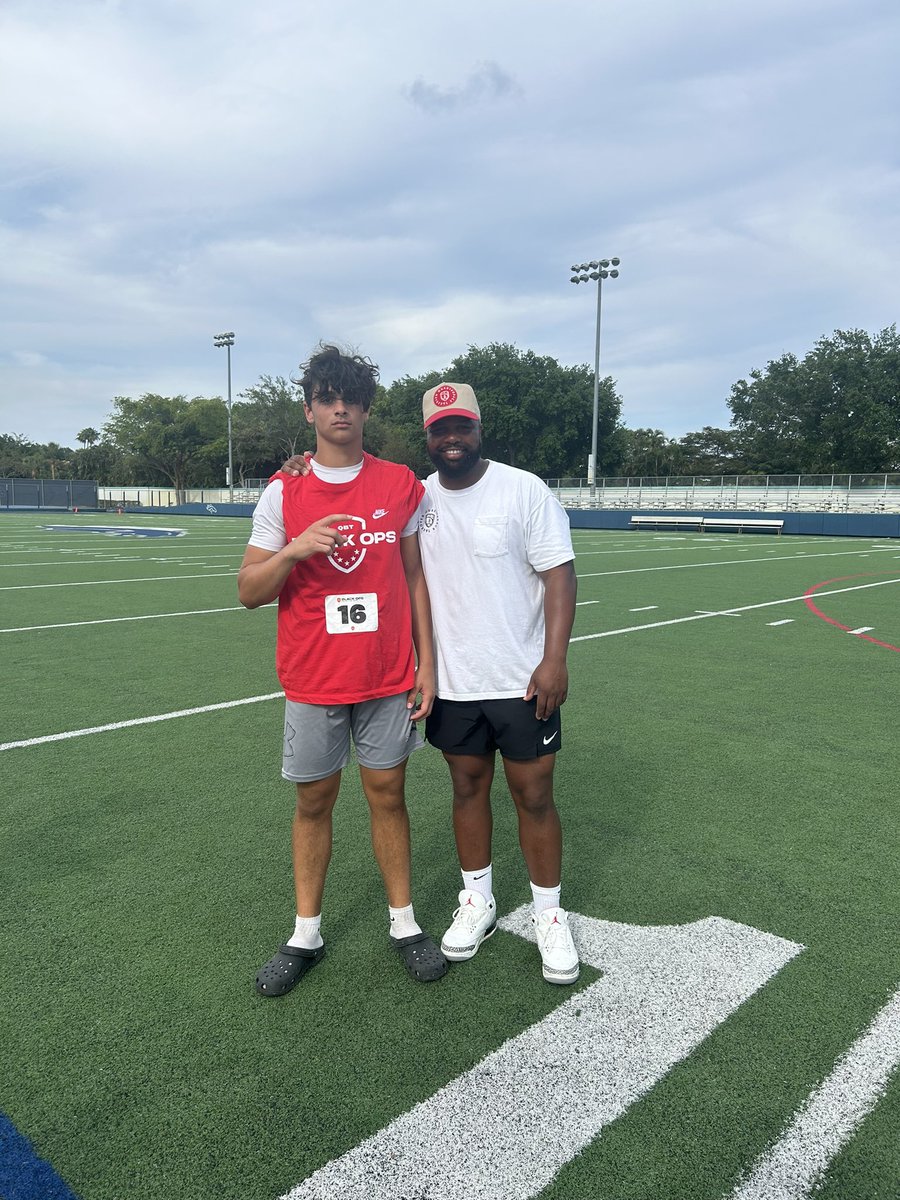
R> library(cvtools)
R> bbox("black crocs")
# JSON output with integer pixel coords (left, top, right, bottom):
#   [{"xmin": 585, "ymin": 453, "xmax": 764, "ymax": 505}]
[
  {"xmin": 256, "ymin": 943, "xmax": 325, "ymax": 996},
  {"xmin": 392, "ymin": 932, "xmax": 449, "ymax": 982}
]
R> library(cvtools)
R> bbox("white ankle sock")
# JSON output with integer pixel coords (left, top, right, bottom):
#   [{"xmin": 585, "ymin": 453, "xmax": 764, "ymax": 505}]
[
  {"xmin": 530, "ymin": 881, "xmax": 561, "ymax": 917},
  {"xmin": 389, "ymin": 903, "xmax": 422, "ymax": 940},
  {"xmin": 287, "ymin": 913, "xmax": 323, "ymax": 950},
  {"xmin": 462, "ymin": 864, "xmax": 493, "ymax": 904}
]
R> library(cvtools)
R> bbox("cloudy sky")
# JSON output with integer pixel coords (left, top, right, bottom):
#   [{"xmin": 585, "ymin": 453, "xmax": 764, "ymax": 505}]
[{"xmin": 1, "ymin": 0, "xmax": 897, "ymax": 450}]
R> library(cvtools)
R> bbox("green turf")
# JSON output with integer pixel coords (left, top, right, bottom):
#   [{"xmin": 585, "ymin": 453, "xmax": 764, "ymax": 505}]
[{"xmin": 1, "ymin": 515, "xmax": 899, "ymax": 1199}]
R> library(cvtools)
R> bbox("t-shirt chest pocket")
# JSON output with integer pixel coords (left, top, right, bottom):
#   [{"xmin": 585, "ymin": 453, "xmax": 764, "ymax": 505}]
[{"xmin": 473, "ymin": 515, "xmax": 509, "ymax": 557}]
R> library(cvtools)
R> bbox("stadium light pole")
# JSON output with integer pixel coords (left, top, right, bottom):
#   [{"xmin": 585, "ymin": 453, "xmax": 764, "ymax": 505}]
[
  {"xmin": 213, "ymin": 332, "xmax": 236, "ymax": 502},
  {"xmin": 569, "ymin": 258, "xmax": 620, "ymax": 503}
]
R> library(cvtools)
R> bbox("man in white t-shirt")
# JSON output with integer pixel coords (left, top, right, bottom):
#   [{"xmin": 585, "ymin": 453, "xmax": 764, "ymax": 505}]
[{"xmin": 416, "ymin": 382, "xmax": 580, "ymax": 984}]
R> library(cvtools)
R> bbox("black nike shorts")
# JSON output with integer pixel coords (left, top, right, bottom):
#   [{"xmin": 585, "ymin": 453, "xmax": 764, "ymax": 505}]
[{"xmin": 425, "ymin": 696, "xmax": 562, "ymax": 761}]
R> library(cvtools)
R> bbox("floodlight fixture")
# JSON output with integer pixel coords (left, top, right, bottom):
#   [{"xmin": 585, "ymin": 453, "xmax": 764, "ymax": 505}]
[
  {"xmin": 567, "ymin": 255, "xmax": 622, "ymax": 502},
  {"xmin": 213, "ymin": 331, "xmax": 237, "ymax": 502}
]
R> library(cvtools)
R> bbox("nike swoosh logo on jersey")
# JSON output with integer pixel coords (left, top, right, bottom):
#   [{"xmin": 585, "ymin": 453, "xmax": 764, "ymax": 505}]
[
  {"xmin": 542, "ymin": 732, "xmax": 559, "ymax": 745},
  {"xmin": 372, "ymin": 509, "xmax": 389, "ymax": 519}
]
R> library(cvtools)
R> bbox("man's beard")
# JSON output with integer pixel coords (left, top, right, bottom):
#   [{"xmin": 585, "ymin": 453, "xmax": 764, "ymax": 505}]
[{"xmin": 427, "ymin": 444, "xmax": 481, "ymax": 477}]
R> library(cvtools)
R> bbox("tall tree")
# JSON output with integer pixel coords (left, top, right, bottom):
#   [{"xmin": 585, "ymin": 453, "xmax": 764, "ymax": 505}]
[
  {"xmin": 618, "ymin": 428, "xmax": 684, "ymax": 477},
  {"xmin": 728, "ymin": 326, "xmax": 900, "ymax": 473},
  {"xmin": 234, "ymin": 376, "xmax": 313, "ymax": 481},
  {"xmin": 0, "ymin": 434, "xmax": 36, "ymax": 477},
  {"xmin": 72, "ymin": 441, "xmax": 128, "ymax": 483},
  {"xmin": 76, "ymin": 427, "xmax": 100, "ymax": 448},
  {"xmin": 104, "ymin": 394, "xmax": 227, "ymax": 496},
  {"xmin": 42, "ymin": 442, "xmax": 74, "ymax": 480},
  {"xmin": 382, "ymin": 343, "xmax": 622, "ymax": 478},
  {"xmin": 676, "ymin": 427, "xmax": 745, "ymax": 475}
]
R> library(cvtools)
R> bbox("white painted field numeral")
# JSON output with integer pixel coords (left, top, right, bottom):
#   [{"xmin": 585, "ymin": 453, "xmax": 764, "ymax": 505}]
[{"xmin": 281, "ymin": 910, "xmax": 802, "ymax": 1200}]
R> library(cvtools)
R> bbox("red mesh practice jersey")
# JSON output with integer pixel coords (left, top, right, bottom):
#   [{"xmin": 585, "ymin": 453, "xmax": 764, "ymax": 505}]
[{"xmin": 274, "ymin": 454, "xmax": 425, "ymax": 704}]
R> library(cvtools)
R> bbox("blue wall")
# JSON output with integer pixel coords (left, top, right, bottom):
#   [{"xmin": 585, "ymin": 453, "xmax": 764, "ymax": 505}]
[
  {"xmin": 70, "ymin": 502, "xmax": 900, "ymax": 539},
  {"xmin": 565, "ymin": 508, "xmax": 900, "ymax": 538}
]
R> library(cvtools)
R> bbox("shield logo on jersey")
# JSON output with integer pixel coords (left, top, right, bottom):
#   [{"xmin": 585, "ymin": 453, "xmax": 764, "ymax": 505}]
[{"xmin": 330, "ymin": 516, "xmax": 367, "ymax": 574}]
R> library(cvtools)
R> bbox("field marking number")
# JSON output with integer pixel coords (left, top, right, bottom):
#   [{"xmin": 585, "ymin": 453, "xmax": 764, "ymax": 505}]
[{"xmin": 282, "ymin": 912, "xmax": 802, "ymax": 1200}]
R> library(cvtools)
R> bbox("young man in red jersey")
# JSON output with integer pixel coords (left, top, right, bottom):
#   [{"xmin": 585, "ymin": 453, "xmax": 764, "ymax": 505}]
[{"xmin": 238, "ymin": 344, "xmax": 447, "ymax": 994}]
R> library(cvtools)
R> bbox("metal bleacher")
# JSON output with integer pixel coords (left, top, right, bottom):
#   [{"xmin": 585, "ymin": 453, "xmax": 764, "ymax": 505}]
[{"xmin": 545, "ymin": 474, "xmax": 900, "ymax": 516}]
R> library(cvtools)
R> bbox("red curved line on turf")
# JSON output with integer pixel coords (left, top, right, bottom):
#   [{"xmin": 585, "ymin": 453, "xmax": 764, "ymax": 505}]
[{"xmin": 803, "ymin": 574, "xmax": 900, "ymax": 653}]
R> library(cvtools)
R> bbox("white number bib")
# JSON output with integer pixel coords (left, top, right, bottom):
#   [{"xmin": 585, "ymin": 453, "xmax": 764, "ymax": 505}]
[{"xmin": 324, "ymin": 592, "xmax": 379, "ymax": 634}]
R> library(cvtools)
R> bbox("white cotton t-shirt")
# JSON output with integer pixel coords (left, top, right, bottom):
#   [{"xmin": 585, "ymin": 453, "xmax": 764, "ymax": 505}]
[{"xmin": 416, "ymin": 461, "xmax": 575, "ymax": 700}]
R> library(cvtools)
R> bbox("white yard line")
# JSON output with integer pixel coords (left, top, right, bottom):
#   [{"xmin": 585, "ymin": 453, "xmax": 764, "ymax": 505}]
[
  {"xmin": 569, "ymin": 578, "xmax": 900, "ymax": 643},
  {"xmin": 5, "ymin": 581, "xmax": 897, "ymax": 751},
  {"xmin": 282, "ymin": 911, "xmax": 801, "ymax": 1200},
  {"xmin": 0, "ymin": 571, "xmax": 235, "ymax": 592},
  {"xmin": 728, "ymin": 984, "xmax": 900, "ymax": 1200},
  {"xmin": 0, "ymin": 605, "xmax": 270, "ymax": 634},
  {"xmin": 579, "ymin": 546, "xmax": 898, "ymax": 579},
  {"xmin": 571, "ymin": 537, "xmax": 883, "ymax": 559},
  {"xmin": 0, "ymin": 693, "xmax": 284, "ymax": 751},
  {"xmin": 0, "ymin": 551, "xmax": 243, "ymax": 568}
]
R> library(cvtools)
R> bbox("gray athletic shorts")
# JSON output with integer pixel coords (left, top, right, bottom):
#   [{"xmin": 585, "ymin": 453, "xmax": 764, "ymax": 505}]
[{"xmin": 281, "ymin": 692, "xmax": 424, "ymax": 783}]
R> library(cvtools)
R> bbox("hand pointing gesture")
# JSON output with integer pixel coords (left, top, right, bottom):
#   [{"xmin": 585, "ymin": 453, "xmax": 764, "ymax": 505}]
[{"xmin": 288, "ymin": 514, "xmax": 352, "ymax": 561}]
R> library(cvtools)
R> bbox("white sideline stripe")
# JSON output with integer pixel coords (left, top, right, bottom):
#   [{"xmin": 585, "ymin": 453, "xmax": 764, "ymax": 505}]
[
  {"xmin": 847, "ymin": 626, "xmax": 874, "ymax": 635},
  {"xmin": 575, "ymin": 600, "xmax": 599, "ymax": 606},
  {"xmin": 6, "ymin": 580, "xmax": 897, "ymax": 751},
  {"xmin": 571, "ymin": 537, "xmax": 879, "ymax": 558},
  {"xmin": 282, "ymin": 911, "xmax": 801, "ymax": 1200},
  {"xmin": 0, "ymin": 570, "xmax": 235, "ymax": 592},
  {"xmin": 767, "ymin": 620, "xmax": 795, "ymax": 626},
  {"xmin": 570, "ymin": 578, "xmax": 900, "ymax": 643},
  {"xmin": 579, "ymin": 545, "xmax": 898, "ymax": 579},
  {"xmin": 0, "ymin": 604, "xmax": 270, "ymax": 634},
  {"xmin": 729, "ymin": 984, "xmax": 900, "ymax": 1200},
  {"xmin": 3, "ymin": 551, "xmax": 242, "ymax": 568},
  {"xmin": 0, "ymin": 693, "xmax": 283, "ymax": 751},
  {"xmin": 629, "ymin": 605, "xmax": 658, "ymax": 611}
]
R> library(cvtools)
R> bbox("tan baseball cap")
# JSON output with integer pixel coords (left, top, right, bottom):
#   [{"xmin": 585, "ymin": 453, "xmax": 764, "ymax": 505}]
[{"xmin": 422, "ymin": 382, "xmax": 481, "ymax": 428}]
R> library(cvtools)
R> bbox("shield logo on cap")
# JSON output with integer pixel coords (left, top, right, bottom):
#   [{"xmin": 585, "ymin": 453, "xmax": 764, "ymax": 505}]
[
  {"xmin": 433, "ymin": 384, "xmax": 458, "ymax": 407},
  {"xmin": 330, "ymin": 516, "xmax": 366, "ymax": 574}
]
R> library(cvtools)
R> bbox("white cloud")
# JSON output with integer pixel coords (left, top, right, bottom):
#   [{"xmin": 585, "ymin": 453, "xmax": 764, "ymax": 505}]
[{"xmin": 0, "ymin": 0, "xmax": 898, "ymax": 449}]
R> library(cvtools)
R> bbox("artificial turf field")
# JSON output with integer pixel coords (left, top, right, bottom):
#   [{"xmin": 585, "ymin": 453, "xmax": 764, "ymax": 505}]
[{"xmin": 1, "ymin": 511, "xmax": 898, "ymax": 1200}]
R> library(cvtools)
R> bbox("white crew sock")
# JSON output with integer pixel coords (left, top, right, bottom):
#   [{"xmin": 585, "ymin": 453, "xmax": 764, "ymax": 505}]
[
  {"xmin": 389, "ymin": 903, "xmax": 422, "ymax": 940},
  {"xmin": 461, "ymin": 864, "xmax": 493, "ymax": 904},
  {"xmin": 530, "ymin": 881, "xmax": 561, "ymax": 917},
  {"xmin": 287, "ymin": 913, "xmax": 324, "ymax": 950}
]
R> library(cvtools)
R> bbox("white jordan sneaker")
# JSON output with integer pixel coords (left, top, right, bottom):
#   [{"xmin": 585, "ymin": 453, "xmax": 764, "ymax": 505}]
[
  {"xmin": 532, "ymin": 907, "xmax": 579, "ymax": 984},
  {"xmin": 440, "ymin": 890, "xmax": 497, "ymax": 961}
]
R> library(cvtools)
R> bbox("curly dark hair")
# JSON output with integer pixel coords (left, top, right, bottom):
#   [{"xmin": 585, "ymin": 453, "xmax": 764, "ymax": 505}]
[{"xmin": 294, "ymin": 343, "xmax": 379, "ymax": 411}]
